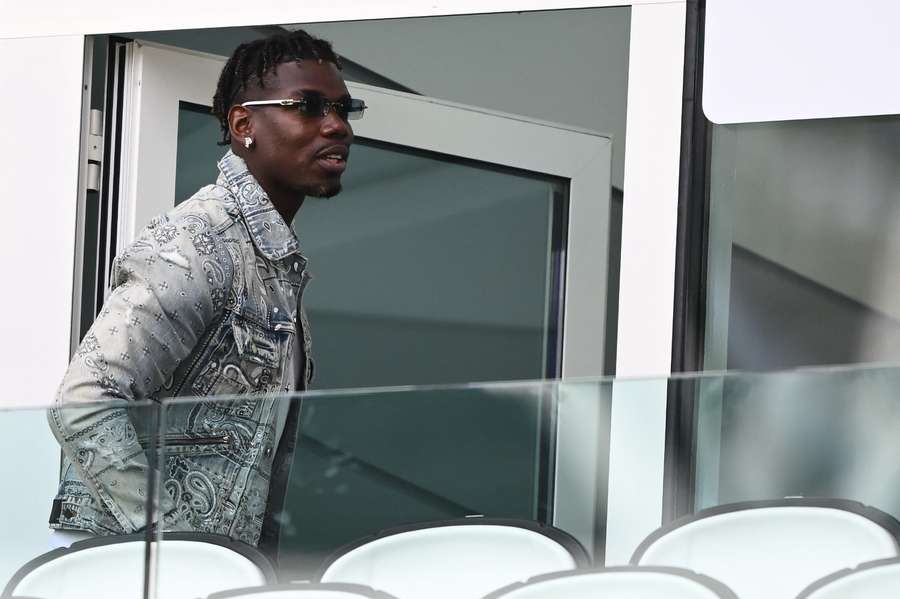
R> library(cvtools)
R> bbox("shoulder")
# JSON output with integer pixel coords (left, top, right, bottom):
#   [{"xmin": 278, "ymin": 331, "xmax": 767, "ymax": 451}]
[{"xmin": 113, "ymin": 190, "xmax": 239, "ymax": 300}]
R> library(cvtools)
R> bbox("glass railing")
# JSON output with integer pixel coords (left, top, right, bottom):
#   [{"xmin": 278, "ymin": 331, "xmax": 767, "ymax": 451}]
[{"xmin": 6, "ymin": 364, "xmax": 900, "ymax": 598}]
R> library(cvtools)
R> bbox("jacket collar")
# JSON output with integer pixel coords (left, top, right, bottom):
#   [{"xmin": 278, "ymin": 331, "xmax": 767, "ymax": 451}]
[{"xmin": 216, "ymin": 150, "xmax": 302, "ymax": 262}]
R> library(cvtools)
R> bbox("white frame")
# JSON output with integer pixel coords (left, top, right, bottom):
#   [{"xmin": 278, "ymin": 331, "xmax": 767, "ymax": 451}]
[
  {"xmin": 2, "ymin": 0, "xmax": 687, "ymax": 568},
  {"xmin": 3, "ymin": 0, "xmax": 683, "ymax": 38}
]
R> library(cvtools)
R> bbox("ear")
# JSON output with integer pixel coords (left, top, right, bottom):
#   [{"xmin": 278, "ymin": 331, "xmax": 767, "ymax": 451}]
[{"xmin": 227, "ymin": 104, "xmax": 253, "ymax": 143}]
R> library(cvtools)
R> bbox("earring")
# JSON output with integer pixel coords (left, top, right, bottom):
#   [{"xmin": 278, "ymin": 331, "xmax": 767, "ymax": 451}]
[{"xmin": 244, "ymin": 137, "xmax": 253, "ymax": 149}]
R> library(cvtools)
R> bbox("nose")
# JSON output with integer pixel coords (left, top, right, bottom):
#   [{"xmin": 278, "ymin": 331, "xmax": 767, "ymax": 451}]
[{"xmin": 320, "ymin": 110, "xmax": 353, "ymax": 141}]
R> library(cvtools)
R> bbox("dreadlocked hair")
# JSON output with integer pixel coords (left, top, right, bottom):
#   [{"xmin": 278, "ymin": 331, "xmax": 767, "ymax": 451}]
[{"xmin": 212, "ymin": 29, "xmax": 343, "ymax": 145}]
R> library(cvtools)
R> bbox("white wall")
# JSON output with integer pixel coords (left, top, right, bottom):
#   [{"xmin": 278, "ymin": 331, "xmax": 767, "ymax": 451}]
[
  {"xmin": 0, "ymin": 36, "xmax": 83, "ymax": 408},
  {"xmin": 705, "ymin": 0, "xmax": 900, "ymax": 123},
  {"xmin": 0, "ymin": 34, "xmax": 83, "ymax": 584}
]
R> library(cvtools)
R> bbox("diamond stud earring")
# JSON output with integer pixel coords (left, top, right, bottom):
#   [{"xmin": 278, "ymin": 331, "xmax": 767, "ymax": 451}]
[{"xmin": 244, "ymin": 137, "xmax": 253, "ymax": 149}]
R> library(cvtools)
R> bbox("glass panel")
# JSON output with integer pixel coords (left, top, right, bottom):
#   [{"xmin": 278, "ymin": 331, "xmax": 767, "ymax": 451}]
[
  {"xmin": 151, "ymin": 380, "xmax": 611, "ymax": 583},
  {"xmin": 137, "ymin": 365, "xmax": 900, "ymax": 596},
  {"xmin": 279, "ymin": 385, "xmax": 549, "ymax": 578},
  {"xmin": 695, "ymin": 365, "xmax": 900, "ymax": 513},
  {"xmin": 1, "ymin": 401, "xmax": 158, "ymax": 599},
  {"xmin": 704, "ymin": 115, "xmax": 900, "ymax": 371},
  {"xmin": 174, "ymin": 103, "xmax": 221, "ymax": 205},
  {"xmin": 9, "ymin": 365, "xmax": 889, "ymax": 596},
  {"xmin": 296, "ymin": 142, "xmax": 564, "ymax": 388}
]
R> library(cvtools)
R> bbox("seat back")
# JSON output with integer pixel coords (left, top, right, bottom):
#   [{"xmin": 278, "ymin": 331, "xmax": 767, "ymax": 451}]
[
  {"xmin": 3, "ymin": 533, "xmax": 275, "ymax": 599},
  {"xmin": 482, "ymin": 567, "xmax": 738, "ymax": 599},
  {"xmin": 631, "ymin": 499, "xmax": 900, "ymax": 599},
  {"xmin": 797, "ymin": 558, "xmax": 900, "ymax": 599},
  {"xmin": 319, "ymin": 518, "xmax": 589, "ymax": 599},
  {"xmin": 208, "ymin": 582, "xmax": 399, "ymax": 599}
]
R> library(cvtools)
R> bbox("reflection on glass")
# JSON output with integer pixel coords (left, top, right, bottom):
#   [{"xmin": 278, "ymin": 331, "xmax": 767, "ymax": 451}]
[
  {"xmin": 295, "ymin": 141, "xmax": 565, "ymax": 389},
  {"xmin": 150, "ymin": 380, "xmax": 610, "ymax": 580},
  {"xmin": 5, "ymin": 367, "xmax": 900, "ymax": 596},
  {"xmin": 279, "ymin": 386, "xmax": 549, "ymax": 577},
  {"xmin": 696, "ymin": 365, "xmax": 900, "ymax": 515},
  {"xmin": 1, "ymin": 402, "xmax": 157, "ymax": 598},
  {"xmin": 705, "ymin": 115, "xmax": 900, "ymax": 372}
]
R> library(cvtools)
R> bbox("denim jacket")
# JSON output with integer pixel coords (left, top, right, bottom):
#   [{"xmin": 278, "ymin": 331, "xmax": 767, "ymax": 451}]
[{"xmin": 48, "ymin": 151, "xmax": 312, "ymax": 549}]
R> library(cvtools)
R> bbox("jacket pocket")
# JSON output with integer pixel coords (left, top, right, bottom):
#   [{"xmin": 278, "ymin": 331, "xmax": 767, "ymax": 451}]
[
  {"xmin": 159, "ymin": 432, "xmax": 233, "ymax": 456},
  {"xmin": 190, "ymin": 314, "xmax": 286, "ymax": 397}
]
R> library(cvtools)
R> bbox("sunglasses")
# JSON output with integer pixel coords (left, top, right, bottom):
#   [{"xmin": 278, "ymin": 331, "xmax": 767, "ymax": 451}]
[{"xmin": 241, "ymin": 94, "xmax": 367, "ymax": 121}]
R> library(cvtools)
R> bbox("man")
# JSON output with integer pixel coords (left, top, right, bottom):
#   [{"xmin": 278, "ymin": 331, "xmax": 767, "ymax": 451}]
[{"xmin": 47, "ymin": 30, "xmax": 363, "ymax": 555}]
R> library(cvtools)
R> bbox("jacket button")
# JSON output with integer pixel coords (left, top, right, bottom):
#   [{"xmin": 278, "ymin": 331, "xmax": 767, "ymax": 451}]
[{"xmin": 264, "ymin": 447, "xmax": 272, "ymax": 457}]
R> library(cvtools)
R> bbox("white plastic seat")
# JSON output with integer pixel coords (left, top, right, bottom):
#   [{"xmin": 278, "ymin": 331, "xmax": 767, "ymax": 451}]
[
  {"xmin": 207, "ymin": 582, "xmax": 399, "ymax": 598},
  {"xmin": 630, "ymin": 499, "xmax": 900, "ymax": 599},
  {"xmin": 2, "ymin": 533, "xmax": 275, "ymax": 599},
  {"xmin": 796, "ymin": 557, "xmax": 900, "ymax": 599},
  {"xmin": 319, "ymin": 518, "xmax": 589, "ymax": 599},
  {"xmin": 482, "ymin": 566, "xmax": 738, "ymax": 599}
]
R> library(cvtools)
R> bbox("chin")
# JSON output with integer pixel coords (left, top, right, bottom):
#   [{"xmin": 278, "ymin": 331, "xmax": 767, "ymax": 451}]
[{"xmin": 311, "ymin": 181, "xmax": 342, "ymax": 199}]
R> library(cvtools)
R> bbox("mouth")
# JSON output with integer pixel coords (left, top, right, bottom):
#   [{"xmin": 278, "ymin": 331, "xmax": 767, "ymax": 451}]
[{"xmin": 315, "ymin": 145, "xmax": 349, "ymax": 174}]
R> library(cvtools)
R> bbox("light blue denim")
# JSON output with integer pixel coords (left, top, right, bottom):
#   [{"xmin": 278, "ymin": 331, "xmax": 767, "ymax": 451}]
[{"xmin": 48, "ymin": 151, "xmax": 313, "ymax": 550}]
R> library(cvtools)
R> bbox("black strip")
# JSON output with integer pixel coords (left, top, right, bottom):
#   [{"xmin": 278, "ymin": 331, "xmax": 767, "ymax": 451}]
[
  {"xmin": 630, "ymin": 497, "xmax": 900, "ymax": 565},
  {"xmin": 48, "ymin": 499, "xmax": 62, "ymax": 524},
  {"xmin": 535, "ymin": 185, "xmax": 569, "ymax": 526},
  {"xmin": 544, "ymin": 185, "xmax": 569, "ymax": 379},
  {"xmin": 535, "ymin": 385, "xmax": 557, "ymax": 526},
  {"xmin": 483, "ymin": 565, "xmax": 739, "ymax": 599},
  {"xmin": 95, "ymin": 40, "xmax": 116, "ymax": 314},
  {"xmin": 664, "ymin": 0, "xmax": 711, "ymax": 523},
  {"xmin": 95, "ymin": 38, "xmax": 129, "ymax": 315},
  {"xmin": 107, "ymin": 41, "xmax": 126, "ymax": 292},
  {"xmin": 179, "ymin": 100, "xmax": 213, "ymax": 116},
  {"xmin": 316, "ymin": 517, "xmax": 591, "ymax": 581},
  {"xmin": 210, "ymin": 582, "xmax": 401, "ymax": 599},
  {"xmin": 796, "ymin": 557, "xmax": 900, "ymax": 599},
  {"xmin": 355, "ymin": 136, "xmax": 568, "ymax": 184}
]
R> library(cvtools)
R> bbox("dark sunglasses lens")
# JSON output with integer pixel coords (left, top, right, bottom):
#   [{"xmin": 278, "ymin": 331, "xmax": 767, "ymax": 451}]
[
  {"xmin": 345, "ymin": 99, "xmax": 366, "ymax": 121},
  {"xmin": 299, "ymin": 95, "xmax": 326, "ymax": 117}
]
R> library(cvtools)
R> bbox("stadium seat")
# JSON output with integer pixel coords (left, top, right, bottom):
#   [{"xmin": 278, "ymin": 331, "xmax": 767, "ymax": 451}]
[
  {"xmin": 207, "ymin": 582, "xmax": 400, "ymax": 598},
  {"xmin": 319, "ymin": 518, "xmax": 590, "ymax": 599},
  {"xmin": 1, "ymin": 532, "xmax": 276, "ymax": 599},
  {"xmin": 630, "ymin": 498, "xmax": 900, "ymax": 599},
  {"xmin": 796, "ymin": 557, "xmax": 900, "ymax": 599},
  {"xmin": 482, "ymin": 566, "xmax": 738, "ymax": 599},
  {"xmin": 207, "ymin": 582, "xmax": 397, "ymax": 599}
]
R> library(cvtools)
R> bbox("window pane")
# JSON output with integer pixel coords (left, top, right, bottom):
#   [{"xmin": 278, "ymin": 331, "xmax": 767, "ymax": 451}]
[
  {"xmin": 704, "ymin": 115, "xmax": 900, "ymax": 371},
  {"xmin": 297, "ymin": 141, "xmax": 565, "ymax": 388}
]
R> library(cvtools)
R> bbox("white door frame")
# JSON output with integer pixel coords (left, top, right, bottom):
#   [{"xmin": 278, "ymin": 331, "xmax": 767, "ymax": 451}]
[{"xmin": 3, "ymin": 0, "xmax": 687, "ymax": 567}]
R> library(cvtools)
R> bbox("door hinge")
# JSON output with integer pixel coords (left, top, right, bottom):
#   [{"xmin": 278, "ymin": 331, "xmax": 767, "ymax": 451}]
[{"xmin": 86, "ymin": 109, "xmax": 103, "ymax": 192}]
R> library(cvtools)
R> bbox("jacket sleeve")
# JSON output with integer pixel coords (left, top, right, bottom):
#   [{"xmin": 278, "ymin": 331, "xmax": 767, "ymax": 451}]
[{"xmin": 48, "ymin": 214, "xmax": 234, "ymax": 532}]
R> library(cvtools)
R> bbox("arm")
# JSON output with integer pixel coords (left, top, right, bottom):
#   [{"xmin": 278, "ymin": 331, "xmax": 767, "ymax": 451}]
[{"xmin": 48, "ymin": 215, "xmax": 233, "ymax": 532}]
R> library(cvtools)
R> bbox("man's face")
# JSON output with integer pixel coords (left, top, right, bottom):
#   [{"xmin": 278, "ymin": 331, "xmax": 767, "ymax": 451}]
[{"xmin": 240, "ymin": 60, "xmax": 354, "ymax": 199}]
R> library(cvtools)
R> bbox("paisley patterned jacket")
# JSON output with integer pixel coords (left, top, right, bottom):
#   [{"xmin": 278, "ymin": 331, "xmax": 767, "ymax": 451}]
[{"xmin": 48, "ymin": 150, "xmax": 312, "ymax": 550}]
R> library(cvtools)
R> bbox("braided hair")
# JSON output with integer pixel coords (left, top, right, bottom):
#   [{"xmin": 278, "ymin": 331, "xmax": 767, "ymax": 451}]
[{"xmin": 212, "ymin": 29, "xmax": 342, "ymax": 145}]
